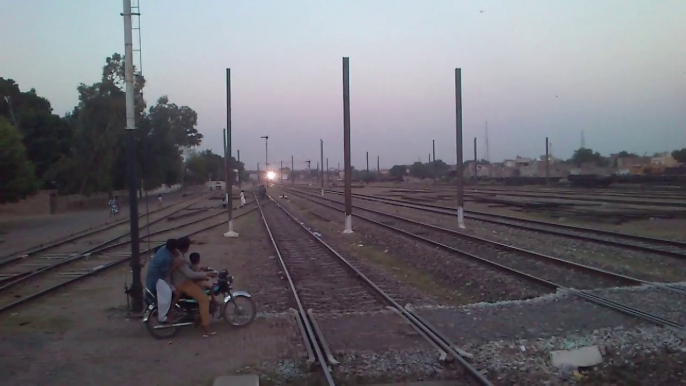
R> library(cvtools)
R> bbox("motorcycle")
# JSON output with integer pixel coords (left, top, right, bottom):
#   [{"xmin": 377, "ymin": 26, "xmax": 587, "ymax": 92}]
[{"xmin": 143, "ymin": 269, "xmax": 256, "ymax": 339}]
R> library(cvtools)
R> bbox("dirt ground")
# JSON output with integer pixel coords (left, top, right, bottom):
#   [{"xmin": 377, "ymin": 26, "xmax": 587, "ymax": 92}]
[{"xmin": 0, "ymin": 210, "xmax": 308, "ymax": 386}]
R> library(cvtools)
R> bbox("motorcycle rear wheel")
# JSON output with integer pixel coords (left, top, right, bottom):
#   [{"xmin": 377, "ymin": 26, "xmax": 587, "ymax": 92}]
[
  {"xmin": 222, "ymin": 295, "xmax": 256, "ymax": 327},
  {"xmin": 145, "ymin": 307, "xmax": 181, "ymax": 339}
]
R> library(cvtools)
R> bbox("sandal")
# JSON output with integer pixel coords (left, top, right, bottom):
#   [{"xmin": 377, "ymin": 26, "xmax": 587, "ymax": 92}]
[{"xmin": 202, "ymin": 331, "xmax": 218, "ymax": 338}]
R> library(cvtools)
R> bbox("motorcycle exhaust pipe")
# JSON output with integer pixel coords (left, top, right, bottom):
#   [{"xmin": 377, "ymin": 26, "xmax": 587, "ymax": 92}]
[{"xmin": 153, "ymin": 322, "xmax": 194, "ymax": 330}]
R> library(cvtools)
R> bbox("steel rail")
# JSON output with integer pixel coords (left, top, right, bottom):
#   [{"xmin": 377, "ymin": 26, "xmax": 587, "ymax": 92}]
[
  {"xmin": 285, "ymin": 188, "xmax": 686, "ymax": 295},
  {"xmin": 266, "ymin": 194, "xmax": 493, "ymax": 386},
  {"xmin": 0, "ymin": 193, "xmax": 211, "ymax": 267},
  {"xmin": 0, "ymin": 204, "xmax": 262, "ymax": 315},
  {"xmin": 281, "ymin": 188, "xmax": 685, "ymax": 331},
  {"xmin": 255, "ymin": 195, "xmax": 336, "ymax": 386},
  {"xmin": 0, "ymin": 201, "xmax": 253, "ymax": 292},
  {"xmin": 304, "ymin": 187, "xmax": 686, "ymax": 258}
]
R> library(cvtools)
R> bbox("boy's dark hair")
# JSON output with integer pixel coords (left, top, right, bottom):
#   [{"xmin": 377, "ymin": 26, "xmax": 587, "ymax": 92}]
[{"xmin": 189, "ymin": 252, "xmax": 200, "ymax": 265}]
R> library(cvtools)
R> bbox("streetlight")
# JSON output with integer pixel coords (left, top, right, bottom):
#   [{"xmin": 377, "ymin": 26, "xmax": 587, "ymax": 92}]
[{"xmin": 260, "ymin": 135, "xmax": 269, "ymax": 173}]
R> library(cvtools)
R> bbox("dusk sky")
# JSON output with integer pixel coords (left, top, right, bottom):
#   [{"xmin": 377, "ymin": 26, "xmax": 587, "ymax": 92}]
[{"xmin": 2, "ymin": 0, "xmax": 684, "ymax": 171}]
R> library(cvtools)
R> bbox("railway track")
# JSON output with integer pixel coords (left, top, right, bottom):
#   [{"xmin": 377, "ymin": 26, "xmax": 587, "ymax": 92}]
[
  {"xmin": 372, "ymin": 184, "xmax": 686, "ymax": 201},
  {"xmin": 0, "ymin": 192, "xmax": 212, "ymax": 267},
  {"xmin": 257, "ymin": 194, "xmax": 493, "ymax": 386},
  {"xmin": 304, "ymin": 187, "xmax": 686, "ymax": 259},
  {"xmin": 0, "ymin": 200, "xmax": 260, "ymax": 315},
  {"xmin": 281, "ymin": 188, "xmax": 686, "ymax": 331},
  {"xmin": 388, "ymin": 187, "xmax": 686, "ymax": 204}
]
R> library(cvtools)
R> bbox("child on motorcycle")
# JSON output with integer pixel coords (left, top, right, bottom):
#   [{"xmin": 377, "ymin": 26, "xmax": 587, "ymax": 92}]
[
  {"xmin": 170, "ymin": 252, "xmax": 219, "ymax": 310},
  {"xmin": 188, "ymin": 252, "xmax": 220, "ymax": 308}
]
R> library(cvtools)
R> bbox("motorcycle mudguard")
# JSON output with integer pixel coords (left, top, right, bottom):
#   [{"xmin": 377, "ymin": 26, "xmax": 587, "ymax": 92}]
[{"xmin": 223, "ymin": 291, "xmax": 251, "ymax": 304}]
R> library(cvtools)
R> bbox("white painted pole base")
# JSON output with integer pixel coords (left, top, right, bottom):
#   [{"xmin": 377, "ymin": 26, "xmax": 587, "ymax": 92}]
[
  {"xmin": 321, "ymin": 188, "xmax": 324, "ymax": 196},
  {"xmin": 457, "ymin": 207, "xmax": 466, "ymax": 229},
  {"xmin": 343, "ymin": 214, "xmax": 353, "ymax": 234},
  {"xmin": 224, "ymin": 220, "xmax": 239, "ymax": 238}
]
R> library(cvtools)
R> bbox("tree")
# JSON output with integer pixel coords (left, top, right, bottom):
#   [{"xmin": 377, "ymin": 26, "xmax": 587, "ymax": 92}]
[
  {"xmin": 617, "ymin": 151, "xmax": 638, "ymax": 158},
  {"xmin": 409, "ymin": 162, "xmax": 430, "ymax": 179},
  {"xmin": 184, "ymin": 149, "xmax": 244, "ymax": 185},
  {"xmin": 0, "ymin": 118, "xmax": 39, "ymax": 203},
  {"xmin": 570, "ymin": 148, "xmax": 608, "ymax": 167},
  {"xmin": 672, "ymin": 149, "xmax": 686, "ymax": 163},
  {"xmin": 0, "ymin": 78, "xmax": 73, "ymax": 187},
  {"xmin": 48, "ymin": 53, "xmax": 201, "ymax": 194},
  {"xmin": 389, "ymin": 165, "xmax": 406, "ymax": 179}
]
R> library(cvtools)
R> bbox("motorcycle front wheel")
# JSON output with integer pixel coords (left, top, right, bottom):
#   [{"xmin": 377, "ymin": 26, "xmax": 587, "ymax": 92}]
[
  {"xmin": 145, "ymin": 307, "xmax": 181, "ymax": 339},
  {"xmin": 222, "ymin": 295, "xmax": 256, "ymax": 327}
]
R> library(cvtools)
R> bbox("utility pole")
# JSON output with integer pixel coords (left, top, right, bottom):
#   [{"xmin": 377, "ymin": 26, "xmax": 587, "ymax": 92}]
[
  {"xmin": 291, "ymin": 155, "xmax": 294, "ymax": 185},
  {"xmin": 280, "ymin": 160, "xmax": 283, "ymax": 184},
  {"xmin": 257, "ymin": 163, "xmax": 260, "ymax": 183},
  {"xmin": 366, "ymin": 151, "xmax": 369, "ymax": 182},
  {"xmin": 432, "ymin": 139, "xmax": 436, "ymax": 185},
  {"xmin": 343, "ymin": 57, "xmax": 353, "ymax": 233},
  {"xmin": 485, "ymin": 121, "xmax": 490, "ymax": 162},
  {"xmin": 260, "ymin": 136, "xmax": 269, "ymax": 172},
  {"xmin": 320, "ymin": 139, "xmax": 324, "ymax": 195},
  {"xmin": 122, "ymin": 0, "xmax": 142, "ymax": 312},
  {"xmin": 545, "ymin": 137, "xmax": 550, "ymax": 186},
  {"xmin": 224, "ymin": 68, "xmax": 237, "ymax": 238},
  {"xmin": 326, "ymin": 158, "xmax": 329, "ymax": 186},
  {"xmin": 237, "ymin": 149, "xmax": 241, "ymax": 190},
  {"xmin": 377, "ymin": 155, "xmax": 380, "ymax": 179},
  {"xmin": 306, "ymin": 160, "xmax": 311, "ymax": 182},
  {"xmin": 455, "ymin": 68, "xmax": 465, "ymax": 229},
  {"xmin": 473, "ymin": 137, "xmax": 478, "ymax": 187}
]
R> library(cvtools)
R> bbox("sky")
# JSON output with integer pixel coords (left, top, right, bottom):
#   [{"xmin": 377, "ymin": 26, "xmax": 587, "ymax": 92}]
[{"xmin": 1, "ymin": 0, "xmax": 685, "ymax": 171}]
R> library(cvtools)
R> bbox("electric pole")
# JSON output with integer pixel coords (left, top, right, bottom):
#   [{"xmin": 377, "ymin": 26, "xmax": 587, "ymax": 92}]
[
  {"xmin": 122, "ymin": 0, "xmax": 142, "ymax": 312},
  {"xmin": 545, "ymin": 137, "xmax": 550, "ymax": 186},
  {"xmin": 237, "ymin": 149, "xmax": 241, "ymax": 190},
  {"xmin": 473, "ymin": 137, "xmax": 478, "ymax": 187},
  {"xmin": 366, "ymin": 151, "xmax": 369, "ymax": 182},
  {"xmin": 280, "ymin": 160, "xmax": 283, "ymax": 184},
  {"xmin": 343, "ymin": 57, "xmax": 353, "ymax": 233},
  {"xmin": 377, "ymin": 155, "xmax": 380, "ymax": 179},
  {"xmin": 320, "ymin": 139, "xmax": 324, "ymax": 195},
  {"xmin": 432, "ymin": 139, "xmax": 436, "ymax": 185},
  {"xmin": 224, "ymin": 68, "xmax": 238, "ymax": 237},
  {"xmin": 455, "ymin": 68, "xmax": 465, "ymax": 228},
  {"xmin": 291, "ymin": 155, "xmax": 294, "ymax": 185},
  {"xmin": 261, "ymin": 136, "xmax": 269, "ymax": 172}
]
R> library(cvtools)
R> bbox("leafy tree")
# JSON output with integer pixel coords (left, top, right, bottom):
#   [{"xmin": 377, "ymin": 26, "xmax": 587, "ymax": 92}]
[
  {"xmin": 617, "ymin": 150, "xmax": 638, "ymax": 158},
  {"xmin": 570, "ymin": 148, "xmax": 608, "ymax": 167},
  {"xmin": 409, "ymin": 162, "xmax": 430, "ymax": 179},
  {"xmin": 389, "ymin": 165, "xmax": 406, "ymax": 179},
  {"xmin": 184, "ymin": 149, "xmax": 244, "ymax": 185},
  {"xmin": 672, "ymin": 149, "xmax": 686, "ymax": 163},
  {"xmin": 48, "ymin": 53, "xmax": 201, "ymax": 194},
  {"xmin": 0, "ymin": 78, "xmax": 73, "ymax": 187},
  {"xmin": 0, "ymin": 118, "xmax": 39, "ymax": 202}
]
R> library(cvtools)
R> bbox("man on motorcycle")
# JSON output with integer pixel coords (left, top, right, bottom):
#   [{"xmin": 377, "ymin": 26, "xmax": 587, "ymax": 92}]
[
  {"xmin": 171, "ymin": 237, "xmax": 217, "ymax": 337},
  {"xmin": 145, "ymin": 239, "xmax": 186, "ymax": 321}
]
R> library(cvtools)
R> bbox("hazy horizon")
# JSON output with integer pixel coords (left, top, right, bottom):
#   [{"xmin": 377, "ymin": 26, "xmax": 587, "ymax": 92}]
[{"xmin": 1, "ymin": 0, "xmax": 684, "ymax": 170}]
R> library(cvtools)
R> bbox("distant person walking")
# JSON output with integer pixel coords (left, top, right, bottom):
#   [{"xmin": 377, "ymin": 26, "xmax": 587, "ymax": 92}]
[
  {"xmin": 239, "ymin": 190, "xmax": 246, "ymax": 207},
  {"xmin": 157, "ymin": 194, "xmax": 163, "ymax": 210},
  {"xmin": 108, "ymin": 196, "xmax": 119, "ymax": 217}
]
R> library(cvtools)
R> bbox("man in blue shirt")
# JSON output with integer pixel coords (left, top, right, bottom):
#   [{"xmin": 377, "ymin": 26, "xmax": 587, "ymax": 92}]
[{"xmin": 145, "ymin": 239, "xmax": 180, "ymax": 303}]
